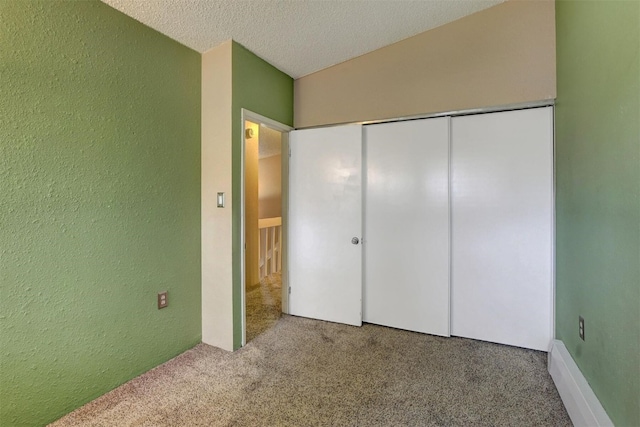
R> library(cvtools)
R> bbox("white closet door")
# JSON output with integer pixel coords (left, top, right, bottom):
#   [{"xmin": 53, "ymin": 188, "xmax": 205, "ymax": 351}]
[
  {"xmin": 451, "ymin": 107, "xmax": 553, "ymax": 351},
  {"xmin": 288, "ymin": 124, "xmax": 363, "ymax": 326},
  {"xmin": 364, "ymin": 118, "xmax": 450, "ymax": 336}
]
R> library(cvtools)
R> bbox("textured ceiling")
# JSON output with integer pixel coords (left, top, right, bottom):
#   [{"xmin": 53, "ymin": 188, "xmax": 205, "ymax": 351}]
[{"xmin": 102, "ymin": 0, "xmax": 504, "ymax": 78}]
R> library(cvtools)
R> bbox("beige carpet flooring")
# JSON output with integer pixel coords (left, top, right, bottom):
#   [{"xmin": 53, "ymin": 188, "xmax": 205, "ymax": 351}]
[
  {"xmin": 245, "ymin": 272, "xmax": 282, "ymax": 343},
  {"xmin": 51, "ymin": 274, "xmax": 571, "ymax": 426}
]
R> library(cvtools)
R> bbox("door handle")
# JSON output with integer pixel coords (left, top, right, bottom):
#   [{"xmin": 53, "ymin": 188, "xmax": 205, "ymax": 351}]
[{"xmin": 351, "ymin": 237, "xmax": 360, "ymax": 245}]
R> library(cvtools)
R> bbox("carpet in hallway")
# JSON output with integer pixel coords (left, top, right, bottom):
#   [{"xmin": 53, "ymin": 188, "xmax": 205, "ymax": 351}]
[
  {"xmin": 51, "ymin": 314, "xmax": 571, "ymax": 426},
  {"xmin": 245, "ymin": 272, "xmax": 281, "ymax": 343}
]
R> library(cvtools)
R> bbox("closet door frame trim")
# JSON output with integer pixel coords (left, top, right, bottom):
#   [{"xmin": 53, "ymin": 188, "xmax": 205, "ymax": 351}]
[
  {"xmin": 294, "ymin": 99, "xmax": 554, "ymax": 130},
  {"xmin": 292, "ymin": 101, "xmax": 556, "ymax": 347}
]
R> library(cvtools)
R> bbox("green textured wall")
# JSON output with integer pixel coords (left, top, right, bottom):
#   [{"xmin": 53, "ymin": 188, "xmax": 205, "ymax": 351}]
[
  {"xmin": 555, "ymin": 1, "xmax": 640, "ymax": 426},
  {"xmin": 231, "ymin": 42, "xmax": 293, "ymax": 349},
  {"xmin": 0, "ymin": 2, "xmax": 202, "ymax": 426}
]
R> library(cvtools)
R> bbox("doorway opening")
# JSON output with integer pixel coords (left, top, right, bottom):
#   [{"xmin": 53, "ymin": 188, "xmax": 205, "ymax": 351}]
[{"xmin": 241, "ymin": 110, "xmax": 291, "ymax": 346}]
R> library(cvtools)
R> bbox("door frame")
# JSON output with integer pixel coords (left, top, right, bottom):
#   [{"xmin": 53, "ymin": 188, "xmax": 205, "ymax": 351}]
[{"xmin": 240, "ymin": 108, "xmax": 293, "ymax": 347}]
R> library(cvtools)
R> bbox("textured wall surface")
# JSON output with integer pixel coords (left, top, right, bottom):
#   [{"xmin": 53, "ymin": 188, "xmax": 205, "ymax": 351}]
[
  {"xmin": 294, "ymin": 0, "xmax": 556, "ymax": 128},
  {"xmin": 0, "ymin": 1, "xmax": 202, "ymax": 426},
  {"xmin": 201, "ymin": 41, "xmax": 233, "ymax": 351},
  {"xmin": 555, "ymin": 1, "xmax": 640, "ymax": 425},
  {"xmin": 231, "ymin": 42, "xmax": 293, "ymax": 349}
]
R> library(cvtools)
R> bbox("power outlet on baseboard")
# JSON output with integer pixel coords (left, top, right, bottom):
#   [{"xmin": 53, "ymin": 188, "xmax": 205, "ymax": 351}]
[
  {"xmin": 158, "ymin": 291, "xmax": 168, "ymax": 309},
  {"xmin": 578, "ymin": 316, "xmax": 585, "ymax": 341}
]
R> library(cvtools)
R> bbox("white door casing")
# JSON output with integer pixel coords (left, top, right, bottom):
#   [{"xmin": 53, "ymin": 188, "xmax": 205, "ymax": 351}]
[{"xmin": 240, "ymin": 109, "xmax": 293, "ymax": 347}]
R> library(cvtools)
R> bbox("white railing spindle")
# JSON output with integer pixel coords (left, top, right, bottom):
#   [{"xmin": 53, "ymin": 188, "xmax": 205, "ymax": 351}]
[{"xmin": 258, "ymin": 217, "xmax": 282, "ymax": 280}]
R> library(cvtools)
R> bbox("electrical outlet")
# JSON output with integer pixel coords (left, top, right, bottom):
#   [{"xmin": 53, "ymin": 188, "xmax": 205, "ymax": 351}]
[
  {"xmin": 158, "ymin": 291, "xmax": 168, "ymax": 309},
  {"xmin": 579, "ymin": 316, "xmax": 585, "ymax": 341}
]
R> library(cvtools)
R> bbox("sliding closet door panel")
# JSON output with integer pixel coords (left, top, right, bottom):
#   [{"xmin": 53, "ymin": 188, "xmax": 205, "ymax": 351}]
[
  {"xmin": 364, "ymin": 118, "xmax": 450, "ymax": 336},
  {"xmin": 289, "ymin": 124, "xmax": 362, "ymax": 326},
  {"xmin": 451, "ymin": 107, "xmax": 553, "ymax": 351}
]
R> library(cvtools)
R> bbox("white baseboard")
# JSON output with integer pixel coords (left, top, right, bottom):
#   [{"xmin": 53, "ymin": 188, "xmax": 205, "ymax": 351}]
[{"xmin": 548, "ymin": 340, "xmax": 613, "ymax": 427}]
